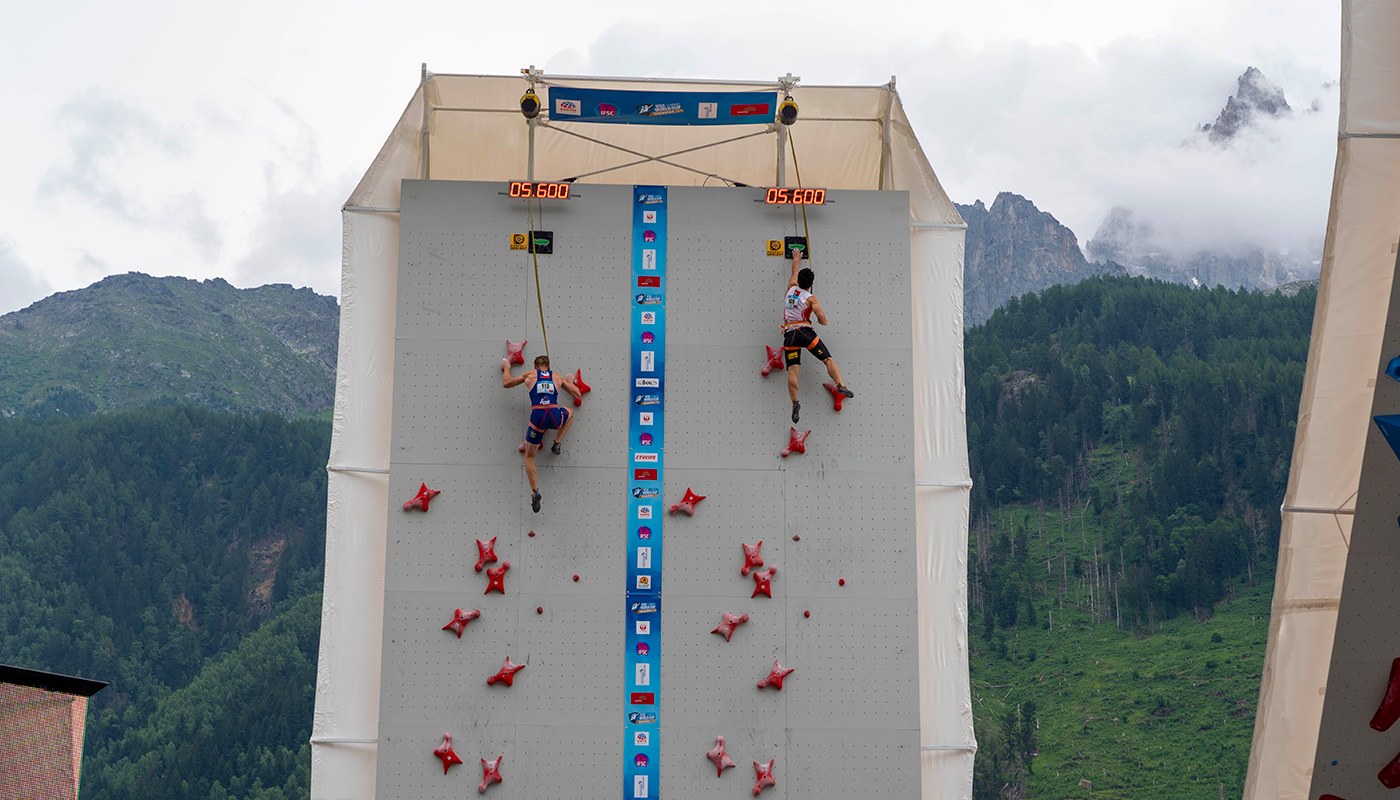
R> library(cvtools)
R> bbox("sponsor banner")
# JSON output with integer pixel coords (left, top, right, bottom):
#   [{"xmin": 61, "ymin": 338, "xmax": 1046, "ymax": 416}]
[
  {"xmin": 624, "ymin": 593, "xmax": 661, "ymax": 795},
  {"xmin": 548, "ymin": 87, "xmax": 777, "ymax": 126}
]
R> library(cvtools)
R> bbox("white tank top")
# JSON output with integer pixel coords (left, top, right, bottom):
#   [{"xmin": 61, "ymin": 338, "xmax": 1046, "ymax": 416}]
[{"xmin": 783, "ymin": 286, "xmax": 813, "ymax": 327}]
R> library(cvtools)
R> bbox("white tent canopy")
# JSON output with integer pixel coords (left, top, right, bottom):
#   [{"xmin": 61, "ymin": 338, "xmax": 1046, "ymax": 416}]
[
  {"xmin": 313, "ymin": 70, "xmax": 973, "ymax": 799},
  {"xmin": 1245, "ymin": 2, "xmax": 1400, "ymax": 797}
]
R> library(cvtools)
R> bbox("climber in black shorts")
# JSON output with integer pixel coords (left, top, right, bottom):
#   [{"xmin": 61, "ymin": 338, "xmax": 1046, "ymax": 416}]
[{"xmin": 782, "ymin": 249, "xmax": 852, "ymax": 423}]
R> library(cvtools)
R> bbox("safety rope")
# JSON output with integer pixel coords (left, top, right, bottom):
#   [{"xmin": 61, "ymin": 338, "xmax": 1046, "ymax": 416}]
[
  {"xmin": 526, "ymin": 196, "xmax": 550, "ymax": 363},
  {"xmin": 787, "ymin": 129, "xmax": 812, "ymax": 265}
]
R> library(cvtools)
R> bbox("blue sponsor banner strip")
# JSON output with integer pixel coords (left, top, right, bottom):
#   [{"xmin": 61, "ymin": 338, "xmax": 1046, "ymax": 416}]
[
  {"xmin": 624, "ymin": 186, "xmax": 666, "ymax": 799},
  {"xmin": 549, "ymin": 87, "xmax": 777, "ymax": 126}
]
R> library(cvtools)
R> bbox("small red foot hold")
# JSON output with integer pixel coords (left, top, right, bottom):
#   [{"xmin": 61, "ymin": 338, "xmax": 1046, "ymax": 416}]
[
  {"xmin": 822, "ymin": 382, "xmax": 848, "ymax": 411},
  {"xmin": 707, "ymin": 735, "xmax": 737, "ymax": 777},
  {"xmin": 573, "ymin": 369, "xmax": 591, "ymax": 407},
  {"xmin": 1373, "ymin": 658, "xmax": 1400, "ymax": 731},
  {"xmin": 479, "ymin": 755, "xmax": 504, "ymax": 793},
  {"xmin": 757, "ymin": 660, "xmax": 795, "ymax": 690},
  {"xmin": 752, "ymin": 567, "xmax": 777, "ymax": 598},
  {"xmin": 780, "ymin": 428, "xmax": 811, "ymax": 457},
  {"xmin": 433, "ymin": 732, "xmax": 464, "ymax": 774},
  {"xmin": 752, "ymin": 759, "xmax": 777, "ymax": 795},
  {"xmin": 1383, "ymin": 749, "xmax": 1400, "ymax": 789},
  {"xmin": 711, "ymin": 612, "xmax": 750, "ymax": 642},
  {"xmin": 474, "ymin": 537, "xmax": 498, "ymax": 572},
  {"xmin": 505, "ymin": 340, "xmax": 526, "ymax": 366},
  {"xmin": 487, "ymin": 657, "xmax": 525, "ymax": 686},
  {"xmin": 442, "ymin": 608, "xmax": 481, "ymax": 638},
  {"xmin": 669, "ymin": 488, "xmax": 706, "ymax": 516},
  {"xmin": 484, "ymin": 561, "xmax": 511, "ymax": 594},
  {"xmin": 518, "ymin": 441, "xmax": 528, "ymax": 453},
  {"xmin": 403, "ymin": 483, "xmax": 441, "ymax": 512},
  {"xmin": 761, "ymin": 345, "xmax": 784, "ymax": 376},
  {"xmin": 741, "ymin": 541, "xmax": 764, "ymax": 576}
]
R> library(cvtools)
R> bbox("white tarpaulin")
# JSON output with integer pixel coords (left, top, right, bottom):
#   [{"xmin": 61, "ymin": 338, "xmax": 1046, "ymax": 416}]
[
  {"xmin": 1244, "ymin": 2, "xmax": 1400, "ymax": 797},
  {"xmin": 312, "ymin": 70, "xmax": 971, "ymax": 799}
]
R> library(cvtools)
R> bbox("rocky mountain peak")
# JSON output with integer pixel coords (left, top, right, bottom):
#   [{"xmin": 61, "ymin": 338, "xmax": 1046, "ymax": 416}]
[{"xmin": 1201, "ymin": 66, "xmax": 1291, "ymax": 144}]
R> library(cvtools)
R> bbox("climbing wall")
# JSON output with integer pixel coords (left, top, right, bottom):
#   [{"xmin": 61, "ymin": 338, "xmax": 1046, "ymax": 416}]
[{"xmin": 376, "ymin": 179, "xmax": 920, "ymax": 799}]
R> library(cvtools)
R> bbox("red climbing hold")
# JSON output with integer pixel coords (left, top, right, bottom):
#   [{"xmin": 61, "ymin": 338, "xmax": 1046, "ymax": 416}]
[
  {"xmin": 506, "ymin": 340, "xmax": 526, "ymax": 366},
  {"xmin": 536, "ymin": 606, "xmax": 543, "ymax": 614},
  {"xmin": 707, "ymin": 735, "xmax": 737, "ymax": 777},
  {"xmin": 573, "ymin": 369, "xmax": 591, "ymax": 407},
  {"xmin": 804, "ymin": 610, "xmax": 810, "ymax": 618},
  {"xmin": 442, "ymin": 608, "xmax": 481, "ymax": 638},
  {"xmin": 780, "ymin": 428, "xmax": 811, "ymax": 457},
  {"xmin": 752, "ymin": 567, "xmax": 777, "ymax": 599},
  {"xmin": 573, "ymin": 574, "xmax": 580, "ymax": 582},
  {"xmin": 792, "ymin": 534, "xmax": 800, "ymax": 541},
  {"xmin": 1373, "ymin": 658, "xmax": 1400, "ymax": 731},
  {"xmin": 528, "ymin": 530, "xmax": 536, "ymax": 537},
  {"xmin": 474, "ymin": 537, "xmax": 498, "ymax": 572},
  {"xmin": 741, "ymin": 541, "xmax": 764, "ymax": 576},
  {"xmin": 711, "ymin": 612, "xmax": 750, "ymax": 642},
  {"xmin": 839, "ymin": 578, "xmax": 846, "ymax": 586},
  {"xmin": 484, "ymin": 561, "xmax": 511, "ymax": 594},
  {"xmin": 479, "ymin": 755, "xmax": 504, "ymax": 793},
  {"xmin": 823, "ymin": 382, "xmax": 848, "ymax": 412},
  {"xmin": 752, "ymin": 759, "xmax": 777, "ymax": 795},
  {"xmin": 669, "ymin": 488, "xmax": 706, "ymax": 516},
  {"xmin": 403, "ymin": 483, "xmax": 441, "ymax": 512},
  {"xmin": 757, "ymin": 661, "xmax": 794, "ymax": 691},
  {"xmin": 433, "ymin": 732, "xmax": 464, "ymax": 774},
  {"xmin": 1382, "ymin": 750, "xmax": 1400, "ymax": 789},
  {"xmin": 518, "ymin": 441, "xmax": 528, "ymax": 453},
  {"xmin": 761, "ymin": 345, "xmax": 784, "ymax": 377},
  {"xmin": 487, "ymin": 657, "xmax": 525, "ymax": 686}
]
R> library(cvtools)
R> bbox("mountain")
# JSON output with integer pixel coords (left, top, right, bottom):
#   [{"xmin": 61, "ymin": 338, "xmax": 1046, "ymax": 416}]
[
  {"xmin": 0, "ymin": 273, "xmax": 339, "ymax": 419},
  {"xmin": 1200, "ymin": 66, "xmax": 1292, "ymax": 144},
  {"xmin": 958, "ymin": 192, "xmax": 1126, "ymax": 326}
]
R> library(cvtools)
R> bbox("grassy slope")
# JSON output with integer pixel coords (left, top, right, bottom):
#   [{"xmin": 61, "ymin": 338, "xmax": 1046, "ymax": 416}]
[{"xmin": 971, "ymin": 443, "xmax": 1269, "ymax": 799}]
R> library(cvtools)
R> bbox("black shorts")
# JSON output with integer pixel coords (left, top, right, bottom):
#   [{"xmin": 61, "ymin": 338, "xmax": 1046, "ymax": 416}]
[{"xmin": 783, "ymin": 326, "xmax": 832, "ymax": 366}]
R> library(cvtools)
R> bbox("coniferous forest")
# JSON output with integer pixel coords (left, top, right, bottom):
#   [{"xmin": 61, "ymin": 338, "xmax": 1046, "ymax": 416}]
[{"xmin": 0, "ymin": 275, "xmax": 1317, "ymax": 798}]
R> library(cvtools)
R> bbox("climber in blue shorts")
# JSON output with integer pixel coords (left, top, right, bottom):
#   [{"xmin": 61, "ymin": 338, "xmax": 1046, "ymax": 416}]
[{"xmin": 502, "ymin": 354, "xmax": 582, "ymax": 512}]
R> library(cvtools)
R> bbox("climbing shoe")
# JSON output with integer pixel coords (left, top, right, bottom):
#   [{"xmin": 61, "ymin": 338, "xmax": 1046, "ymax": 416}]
[
  {"xmin": 791, "ymin": 401, "xmax": 801, "ymax": 424},
  {"xmin": 551, "ymin": 440, "xmax": 562, "ymax": 455},
  {"xmin": 837, "ymin": 385, "xmax": 855, "ymax": 398},
  {"xmin": 531, "ymin": 490, "xmax": 542, "ymax": 513}
]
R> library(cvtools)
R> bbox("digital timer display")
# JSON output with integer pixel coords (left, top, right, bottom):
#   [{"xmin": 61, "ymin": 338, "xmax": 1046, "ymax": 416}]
[
  {"xmin": 765, "ymin": 187, "xmax": 826, "ymax": 205},
  {"xmin": 508, "ymin": 181, "xmax": 572, "ymax": 199}
]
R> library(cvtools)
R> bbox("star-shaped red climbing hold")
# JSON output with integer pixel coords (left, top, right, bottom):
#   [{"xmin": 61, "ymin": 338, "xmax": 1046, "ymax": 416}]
[
  {"xmin": 433, "ymin": 732, "xmax": 463, "ymax": 774},
  {"xmin": 442, "ymin": 608, "xmax": 481, "ymax": 638},
  {"xmin": 711, "ymin": 612, "xmax": 750, "ymax": 642},
  {"xmin": 823, "ymin": 382, "xmax": 848, "ymax": 412},
  {"xmin": 780, "ymin": 428, "xmax": 811, "ymax": 458},
  {"xmin": 669, "ymin": 488, "xmax": 706, "ymax": 516},
  {"xmin": 573, "ymin": 369, "xmax": 591, "ymax": 407},
  {"xmin": 752, "ymin": 759, "xmax": 776, "ymax": 794},
  {"xmin": 487, "ymin": 657, "xmax": 525, "ymax": 686},
  {"xmin": 757, "ymin": 660, "xmax": 794, "ymax": 690},
  {"xmin": 484, "ymin": 560, "xmax": 511, "ymax": 594},
  {"xmin": 761, "ymin": 345, "xmax": 784, "ymax": 376},
  {"xmin": 741, "ymin": 541, "xmax": 764, "ymax": 576},
  {"xmin": 479, "ymin": 755, "xmax": 504, "ymax": 793},
  {"xmin": 475, "ymin": 537, "xmax": 498, "ymax": 572},
  {"xmin": 707, "ymin": 735, "xmax": 737, "ymax": 777},
  {"xmin": 751, "ymin": 567, "xmax": 777, "ymax": 599},
  {"xmin": 403, "ymin": 483, "xmax": 441, "ymax": 512},
  {"xmin": 505, "ymin": 340, "xmax": 526, "ymax": 366}
]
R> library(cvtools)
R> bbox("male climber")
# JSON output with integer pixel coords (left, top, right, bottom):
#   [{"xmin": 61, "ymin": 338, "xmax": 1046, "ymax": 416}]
[
  {"xmin": 502, "ymin": 354, "xmax": 581, "ymax": 512},
  {"xmin": 782, "ymin": 248, "xmax": 853, "ymax": 423}
]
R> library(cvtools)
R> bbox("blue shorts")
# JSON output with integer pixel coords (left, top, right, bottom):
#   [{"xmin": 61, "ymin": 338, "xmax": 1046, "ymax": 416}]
[{"xmin": 526, "ymin": 406, "xmax": 571, "ymax": 446}]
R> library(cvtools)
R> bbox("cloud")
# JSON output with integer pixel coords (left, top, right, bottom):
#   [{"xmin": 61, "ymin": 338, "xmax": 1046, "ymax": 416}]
[{"xmin": 0, "ymin": 239, "xmax": 53, "ymax": 316}]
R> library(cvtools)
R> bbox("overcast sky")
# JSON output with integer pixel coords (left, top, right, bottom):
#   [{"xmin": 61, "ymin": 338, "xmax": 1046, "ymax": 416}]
[{"xmin": 0, "ymin": 0, "xmax": 1340, "ymax": 314}]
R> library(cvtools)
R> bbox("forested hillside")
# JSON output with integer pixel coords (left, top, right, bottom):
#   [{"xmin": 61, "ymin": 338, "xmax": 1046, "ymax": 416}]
[
  {"xmin": 0, "ymin": 407, "xmax": 329, "ymax": 799},
  {"xmin": 965, "ymin": 276, "xmax": 1315, "ymax": 798}
]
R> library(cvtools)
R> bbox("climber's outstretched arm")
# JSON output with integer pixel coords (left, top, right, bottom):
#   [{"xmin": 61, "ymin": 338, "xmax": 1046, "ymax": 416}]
[
  {"xmin": 502, "ymin": 360, "xmax": 527, "ymax": 389},
  {"xmin": 787, "ymin": 251, "xmax": 802, "ymax": 289}
]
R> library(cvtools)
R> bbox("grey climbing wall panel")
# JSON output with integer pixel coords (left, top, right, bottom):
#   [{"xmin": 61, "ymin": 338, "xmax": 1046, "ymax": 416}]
[{"xmin": 378, "ymin": 179, "xmax": 920, "ymax": 799}]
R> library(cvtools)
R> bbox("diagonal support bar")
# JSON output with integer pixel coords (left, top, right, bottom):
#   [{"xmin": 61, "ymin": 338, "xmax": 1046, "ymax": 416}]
[{"xmin": 539, "ymin": 122, "xmax": 772, "ymax": 185}]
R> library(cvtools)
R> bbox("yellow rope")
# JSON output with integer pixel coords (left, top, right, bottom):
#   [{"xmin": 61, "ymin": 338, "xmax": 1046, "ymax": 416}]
[
  {"xmin": 527, "ymin": 196, "xmax": 550, "ymax": 363},
  {"xmin": 787, "ymin": 128, "xmax": 812, "ymax": 266}
]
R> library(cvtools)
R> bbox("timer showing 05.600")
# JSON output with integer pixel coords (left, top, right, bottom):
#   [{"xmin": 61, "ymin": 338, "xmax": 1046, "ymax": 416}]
[
  {"xmin": 765, "ymin": 187, "xmax": 826, "ymax": 205},
  {"xmin": 508, "ymin": 181, "xmax": 572, "ymax": 199}
]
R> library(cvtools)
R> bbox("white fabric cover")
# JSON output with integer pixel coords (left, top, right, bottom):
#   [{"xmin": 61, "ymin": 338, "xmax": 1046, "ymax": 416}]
[
  {"xmin": 315, "ymin": 73, "xmax": 971, "ymax": 799},
  {"xmin": 1244, "ymin": 3, "xmax": 1400, "ymax": 797}
]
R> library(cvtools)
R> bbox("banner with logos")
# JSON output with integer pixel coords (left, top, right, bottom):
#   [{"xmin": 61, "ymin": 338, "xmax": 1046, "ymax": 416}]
[
  {"xmin": 624, "ymin": 186, "xmax": 666, "ymax": 799},
  {"xmin": 549, "ymin": 87, "xmax": 777, "ymax": 125}
]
